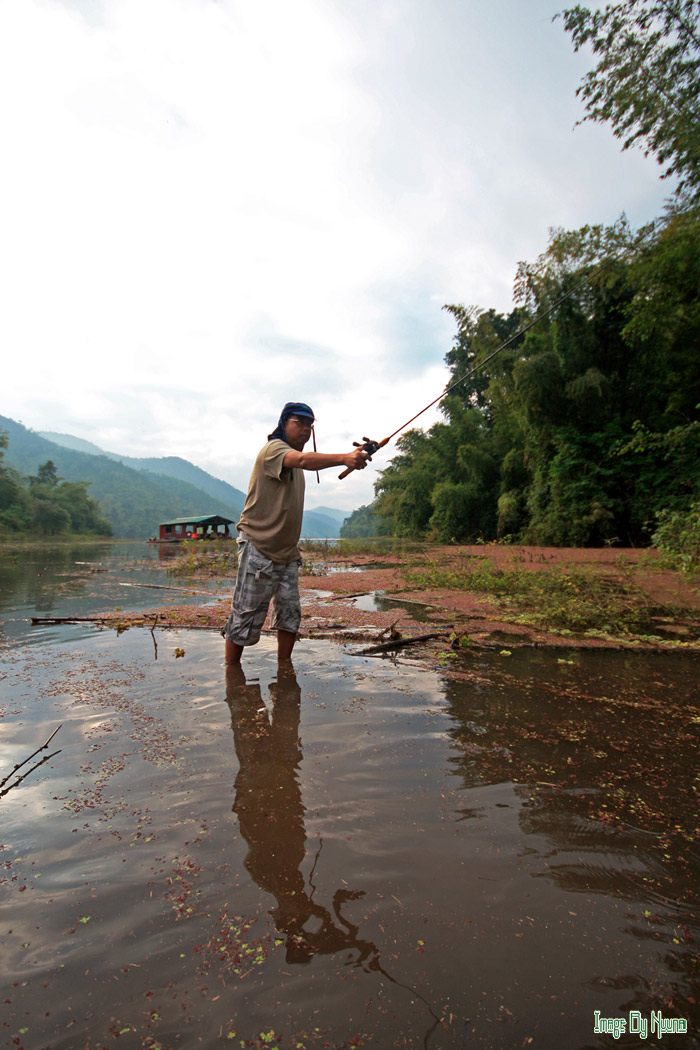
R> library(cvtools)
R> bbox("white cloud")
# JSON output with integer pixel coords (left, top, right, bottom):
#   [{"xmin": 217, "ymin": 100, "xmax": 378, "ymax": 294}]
[{"xmin": 1, "ymin": 0, "xmax": 673, "ymax": 515}]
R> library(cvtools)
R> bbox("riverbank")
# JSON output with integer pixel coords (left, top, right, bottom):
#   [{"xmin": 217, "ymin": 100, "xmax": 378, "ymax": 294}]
[{"xmin": 85, "ymin": 542, "xmax": 700, "ymax": 660}]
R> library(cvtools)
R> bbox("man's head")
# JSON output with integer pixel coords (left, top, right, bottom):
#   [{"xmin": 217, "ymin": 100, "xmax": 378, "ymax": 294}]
[{"xmin": 268, "ymin": 402, "xmax": 315, "ymax": 451}]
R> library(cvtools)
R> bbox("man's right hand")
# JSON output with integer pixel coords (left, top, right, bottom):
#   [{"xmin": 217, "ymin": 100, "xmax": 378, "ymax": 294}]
[{"xmin": 344, "ymin": 448, "xmax": 369, "ymax": 471}]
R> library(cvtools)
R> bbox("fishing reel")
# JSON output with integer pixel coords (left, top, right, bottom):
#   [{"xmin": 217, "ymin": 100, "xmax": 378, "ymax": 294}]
[
  {"xmin": 352, "ymin": 436, "xmax": 381, "ymax": 457},
  {"xmin": 339, "ymin": 435, "xmax": 388, "ymax": 479}
]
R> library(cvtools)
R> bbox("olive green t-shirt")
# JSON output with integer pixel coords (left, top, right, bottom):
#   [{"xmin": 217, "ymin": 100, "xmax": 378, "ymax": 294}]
[{"xmin": 237, "ymin": 439, "xmax": 305, "ymax": 563}]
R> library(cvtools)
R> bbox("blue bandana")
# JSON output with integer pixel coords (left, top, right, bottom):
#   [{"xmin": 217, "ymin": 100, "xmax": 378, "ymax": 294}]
[{"xmin": 268, "ymin": 402, "xmax": 315, "ymax": 442}]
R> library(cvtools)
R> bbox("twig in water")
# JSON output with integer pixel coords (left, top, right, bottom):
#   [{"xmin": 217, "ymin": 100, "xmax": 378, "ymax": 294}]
[
  {"xmin": 356, "ymin": 632, "xmax": 445, "ymax": 655},
  {"xmin": 0, "ymin": 725, "xmax": 62, "ymax": 799}
]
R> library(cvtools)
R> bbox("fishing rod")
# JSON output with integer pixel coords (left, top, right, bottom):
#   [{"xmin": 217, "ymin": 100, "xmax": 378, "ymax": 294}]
[{"xmin": 338, "ymin": 263, "xmax": 609, "ymax": 480}]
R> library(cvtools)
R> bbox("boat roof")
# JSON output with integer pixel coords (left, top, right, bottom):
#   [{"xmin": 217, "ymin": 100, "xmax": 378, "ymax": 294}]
[{"xmin": 158, "ymin": 514, "xmax": 234, "ymax": 527}]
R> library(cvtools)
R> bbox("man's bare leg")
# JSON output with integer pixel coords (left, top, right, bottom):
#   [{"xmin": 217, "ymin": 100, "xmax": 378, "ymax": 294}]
[
  {"xmin": 225, "ymin": 639, "xmax": 244, "ymax": 665},
  {"xmin": 225, "ymin": 663, "xmax": 246, "ymax": 691},
  {"xmin": 277, "ymin": 629, "xmax": 296, "ymax": 663}
]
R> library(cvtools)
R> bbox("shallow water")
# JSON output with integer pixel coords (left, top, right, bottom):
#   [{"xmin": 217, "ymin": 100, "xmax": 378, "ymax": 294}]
[
  {"xmin": 0, "ymin": 542, "xmax": 230, "ymax": 647},
  {"xmin": 1, "ymin": 545, "xmax": 699, "ymax": 1050},
  {"xmin": 350, "ymin": 591, "xmax": 438, "ymax": 622}
]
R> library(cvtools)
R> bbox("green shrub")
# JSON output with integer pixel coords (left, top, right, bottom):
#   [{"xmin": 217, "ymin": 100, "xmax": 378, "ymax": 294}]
[{"xmin": 652, "ymin": 500, "xmax": 700, "ymax": 573}]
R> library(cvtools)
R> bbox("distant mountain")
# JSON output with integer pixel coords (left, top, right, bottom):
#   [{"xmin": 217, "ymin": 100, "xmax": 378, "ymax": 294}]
[
  {"xmin": 40, "ymin": 431, "xmax": 247, "ymax": 515},
  {"xmin": 1, "ymin": 419, "xmax": 351, "ymax": 539},
  {"xmin": 39, "ymin": 432, "xmax": 114, "ymax": 457},
  {"xmin": 306, "ymin": 505, "xmax": 349, "ymax": 524},
  {"xmin": 302, "ymin": 511, "xmax": 342, "ymax": 538}
]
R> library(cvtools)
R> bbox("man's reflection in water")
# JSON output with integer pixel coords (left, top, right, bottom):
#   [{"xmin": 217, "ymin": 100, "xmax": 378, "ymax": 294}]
[{"xmin": 224, "ymin": 665, "xmax": 379, "ymax": 967}]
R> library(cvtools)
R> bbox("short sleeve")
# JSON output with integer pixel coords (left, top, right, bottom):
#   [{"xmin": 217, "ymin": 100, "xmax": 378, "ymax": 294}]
[{"xmin": 263, "ymin": 439, "xmax": 291, "ymax": 480}]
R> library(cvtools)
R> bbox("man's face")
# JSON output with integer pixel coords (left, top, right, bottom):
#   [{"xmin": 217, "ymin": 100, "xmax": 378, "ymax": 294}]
[{"xmin": 284, "ymin": 414, "xmax": 313, "ymax": 451}]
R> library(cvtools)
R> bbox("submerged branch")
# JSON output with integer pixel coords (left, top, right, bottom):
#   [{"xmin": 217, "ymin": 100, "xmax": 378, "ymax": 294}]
[
  {"xmin": 0, "ymin": 725, "xmax": 62, "ymax": 798},
  {"xmin": 356, "ymin": 632, "xmax": 445, "ymax": 655}
]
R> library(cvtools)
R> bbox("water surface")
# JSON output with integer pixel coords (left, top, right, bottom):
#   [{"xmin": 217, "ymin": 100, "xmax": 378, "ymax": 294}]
[{"xmin": 1, "ymin": 545, "xmax": 699, "ymax": 1049}]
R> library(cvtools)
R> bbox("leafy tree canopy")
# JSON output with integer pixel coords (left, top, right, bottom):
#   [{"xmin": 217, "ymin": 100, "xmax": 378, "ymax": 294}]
[
  {"xmin": 30, "ymin": 460, "xmax": 60, "ymax": 487},
  {"xmin": 0, "ymin": 441, "xmax": 112, "ymax": 537},
  {"xmin": 559, "ymin": 0, "xmax": 700, "ymax": 198}
]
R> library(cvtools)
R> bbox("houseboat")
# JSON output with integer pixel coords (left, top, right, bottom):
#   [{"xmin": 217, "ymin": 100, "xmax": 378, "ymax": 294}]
[{"xmin": 153, "ymin": 515, "xmax": 234, "ymax": 542}]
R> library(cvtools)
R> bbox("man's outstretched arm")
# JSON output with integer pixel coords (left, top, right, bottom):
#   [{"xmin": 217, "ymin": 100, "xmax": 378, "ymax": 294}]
[{"xmin": 283, "ymin": 447, "xmax": 368, "ymax": 472}]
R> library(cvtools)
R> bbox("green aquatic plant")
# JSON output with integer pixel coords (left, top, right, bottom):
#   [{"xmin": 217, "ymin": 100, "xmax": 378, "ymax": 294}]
[
  {"xmin": 402, "ymin": 552, "xmax": 669, "ymax": 636},
  {"xmin": 169, "ymin": 540, "xmax": 238, "ymax": 578}
]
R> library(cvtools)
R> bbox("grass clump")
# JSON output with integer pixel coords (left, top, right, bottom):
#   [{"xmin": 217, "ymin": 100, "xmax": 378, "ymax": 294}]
[
  {"xmin": 169, "ymin": 540, "xmax": 238, "ymax": 578},
  {"xmin": 403, "ymin": 553, "xmax": 657, "ymax": 636}
]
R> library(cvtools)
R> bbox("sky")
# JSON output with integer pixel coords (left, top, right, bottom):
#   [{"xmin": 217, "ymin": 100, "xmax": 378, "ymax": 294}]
[{"xmin": 1, "ymin": 0, "xmax": 674, "ymax": 513}]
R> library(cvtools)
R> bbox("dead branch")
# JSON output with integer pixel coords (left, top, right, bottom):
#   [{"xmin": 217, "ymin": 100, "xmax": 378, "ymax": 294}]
[
  {"xmin": 378, "ymin": 620, "xmax": 402, "ymax": 640},
  {"xmin": 0, "ymin": 725, "xmax": 62, "ymax": 798},
  {"xmin": 117, "ymin": 581, "xmax": 216, "ymax": 595},
  {"xmin": 30, "ymin": 616, "xmax": 222, "ymax": 631},
  {"xmin": 356, "ymin": 632, "xmax": 445, "ymax": 655},
  {"xmin": 31, "ymin": 615, "xmax": 109, "ymax": 624}
]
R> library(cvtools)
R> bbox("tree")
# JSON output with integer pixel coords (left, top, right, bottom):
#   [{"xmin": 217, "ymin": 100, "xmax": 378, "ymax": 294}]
[
  {"xmin": 31, "ymin": 460, "xmax": 59, "ymax": 487},
  {"xmin": 623, "ymin": 202, "xmax": 700, "ymax": 425},
  {"xmin": 511, "ymin": 215, "xmax": 700, "ymax": 542},
  {"xmin": 373, "ymin": 395, "xmax": 500, "ymax": 542},
  {"xmin": 32, "ymin": 499, "xmax": 71, "ymax": 535},
  {"xmin": 0, "ymin": 430, "xmax": 31, "ymax": 530},
  {"xmin": 559, "ymin": 0, "xmax": 700, "ymax": 198},
  {"xmin": 442, "ymin": 305, "xmax": 523, "ymax": 412},
  {"xmin": 0, "ymin": 434, "xmax": 112, "ymax": 537}
]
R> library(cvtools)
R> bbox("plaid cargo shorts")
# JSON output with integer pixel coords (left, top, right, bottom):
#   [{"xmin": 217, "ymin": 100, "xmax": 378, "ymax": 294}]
[{"xmin": 223, "ymin": 535, "xmax": 302, "ymax": 647}]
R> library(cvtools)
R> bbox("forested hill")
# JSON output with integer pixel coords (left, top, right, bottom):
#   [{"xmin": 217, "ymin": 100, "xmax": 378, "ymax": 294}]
[
  {"xmin": 1, "ymin": 417, "xmax": 244, "ymax": 539},
  {"xmin": 1, "ymin": 418, "xmax": 347, "ymax": 540},
  {"xmin": 39, "ymin": 431, "xmax": 247, "ymax": 518}
]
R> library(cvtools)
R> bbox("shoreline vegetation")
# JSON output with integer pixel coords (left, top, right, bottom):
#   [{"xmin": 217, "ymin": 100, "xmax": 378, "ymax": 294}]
[
  {"xmin": 34, "ymin": 538, "xmax": 700, "ymax": 661},
  {"xmin": 0, "ymin": 446, "xmax": 113, "ymax": 538}
]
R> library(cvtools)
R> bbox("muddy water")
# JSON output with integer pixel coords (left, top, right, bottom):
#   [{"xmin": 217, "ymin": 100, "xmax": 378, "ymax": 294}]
[{"xmin": 1, "ymin": 547, "xmax": 699, "ymax": 1049}]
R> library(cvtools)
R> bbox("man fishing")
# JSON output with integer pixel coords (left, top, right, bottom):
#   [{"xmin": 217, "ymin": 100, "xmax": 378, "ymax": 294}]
[{"xmin": 223, "ymin": 402, "xmax": 369, "ymax": 665}]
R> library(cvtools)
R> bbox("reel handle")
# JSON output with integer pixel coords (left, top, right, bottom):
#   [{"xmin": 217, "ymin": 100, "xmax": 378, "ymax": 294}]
[{"xmin": 339, "ymin": 437, "xmax": 385, "ymax": 479}]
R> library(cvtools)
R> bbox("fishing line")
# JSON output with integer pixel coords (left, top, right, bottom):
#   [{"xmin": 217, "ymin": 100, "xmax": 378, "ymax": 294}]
[
  {"xmin": 311, "ymin": 425, "xmax": 320, "ymax": 484},
  {"xmin": 339, "ymin": 252, "xmax": 621, "ymax": 479},
  {"xmin": 384, "ymin": 264, "xmax": 607, "ymax": 442}
]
